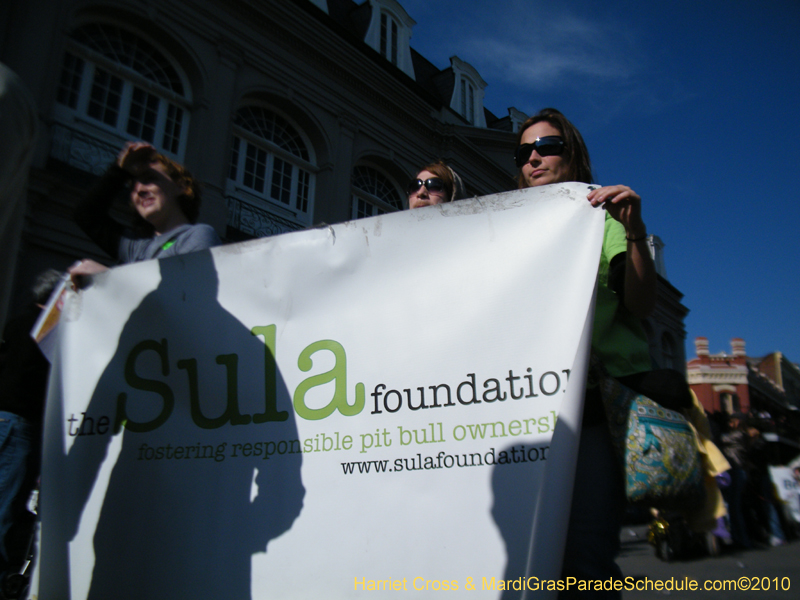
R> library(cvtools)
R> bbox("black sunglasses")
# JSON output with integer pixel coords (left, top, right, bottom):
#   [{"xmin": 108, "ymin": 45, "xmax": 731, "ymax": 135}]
[
  {"xmin": 514, "ymin": 136, "xmax": 565, "ymax": 168},
  {"xmin": 407, "ymin": 177, "xmax": 445, "ymax": 195}
]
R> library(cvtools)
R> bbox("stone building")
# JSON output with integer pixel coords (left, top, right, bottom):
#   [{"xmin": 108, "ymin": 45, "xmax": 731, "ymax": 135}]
[
  {"xmin": 642, "ymin": 235, "xmax": 689, "ymax": 374},
  {"xmin": 1, "ymin": 0, "xmax": 688, "ymax": 363},
  {"xmin": 1, "ymin": 0, "xmax": 521, "ymax": 320}
]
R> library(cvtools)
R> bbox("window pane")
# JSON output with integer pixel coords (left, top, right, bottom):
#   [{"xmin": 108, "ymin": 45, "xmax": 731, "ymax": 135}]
[
  {"xmin": 296, "ymin": 169, "xmax": 310, "ymax": 213},
  {"xmin": 234, "ymin": 107, "xmax": 309, "ymax": 161},
  {"xmin": 355, "ymin": 197, "xmax": 374, "ymax": 219},
  {"xmin": 391, "ymin": 20, "xmax": 398, "ymax": 65},
  {"xmin": 380, "ymin": 14, "xmax": 388, "ymax": 58},
  {"xmin": 270, "ymin": 156, "xmax": 293, "ymax": 205},
  {"xmin": 352, "ymin": 165, "xmax": 402, "ymax": 210},
  {"xmin": 162, "ymin": 103, "xmax": 183, "ymax": 154},
  {"xmin": 72, "ymin": 23, "xmax": 184, "ymax": 94},
  {"xmin": 87, "ymin": 67, "xmax": 123, "ymax": 126},
  {"xmin": 244, "ymin": 143, "xmax": 267, "ymax": 193},
  {"xmin": 57, "ymin": 52, "xmax": 84, "ymax": 109},
  {"xmin": 468, "ymin": 85, "xmax": 474, "ymax": 124},
  {"xmin": 127, "ymin": 86, "xmax": 159, "ymax": 142}
]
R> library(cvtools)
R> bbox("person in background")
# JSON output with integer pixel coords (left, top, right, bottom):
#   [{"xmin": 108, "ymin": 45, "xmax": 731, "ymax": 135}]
[
  {"xmin": 0, "ymin": 269, "xmax": 62, "ymax": 581},
  {"xmin": 719, "ymin": 413, "xmax": 754, "ymax": 549},
  {"xmin": 407, "ymin": 160, "xmax": 466, "ymax": 209},
  {"xmin": 746, "ymin": 421, "xmax": 787, "ymax": 546},
  {"xmin": 69, "ymin": 142, "xmax": 221, "ymax": 286},
  {"xmin": 514, "ymin": 108, "xmax": 657, "ymax": 598}
]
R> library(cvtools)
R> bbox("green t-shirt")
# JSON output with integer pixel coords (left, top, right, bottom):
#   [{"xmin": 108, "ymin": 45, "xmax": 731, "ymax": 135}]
[{"xmin": 591, "ymin": 212, "xmax": 652, "ymax": 377}]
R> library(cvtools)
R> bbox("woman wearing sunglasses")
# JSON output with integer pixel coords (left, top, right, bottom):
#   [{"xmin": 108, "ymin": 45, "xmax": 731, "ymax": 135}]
[
  {"xmin": 515, "ymin": 108, "xmax": 656, "ymax": 597},
  {"xmin": 407, "ymin": 160, "xmax": 466, "ymax": 209}
]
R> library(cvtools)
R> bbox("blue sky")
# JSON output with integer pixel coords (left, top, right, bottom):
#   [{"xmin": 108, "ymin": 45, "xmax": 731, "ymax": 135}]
[{"xmin": 399, "ymin": 0, "xmax": 800, "ymax": 362}]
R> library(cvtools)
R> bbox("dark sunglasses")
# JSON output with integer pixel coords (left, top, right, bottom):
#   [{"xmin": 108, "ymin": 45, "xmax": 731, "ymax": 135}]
[
  {"xmin": 126, "ymin": 168, "xmax": 169, "ymax": 188},
  {"xmin": 407, "ymin": 177, "xmax": 445, "ymax": 195},
  {"xmin": 514, "ymin": 136, "xmax": 565, "ymax": 168}
]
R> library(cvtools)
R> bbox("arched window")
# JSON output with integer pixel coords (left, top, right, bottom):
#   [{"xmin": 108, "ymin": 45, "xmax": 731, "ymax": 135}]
[
  {"xmin": 363, "ymin": 0, "xmax": 416, "ymax": 79},
  {"xmin": 227, "ymin": 106, "xmax": 316, "ymax": 236},
  {"xmin": 54, "ymin": 23, "xmax": 190, "ymax": 160},
  {"xmin": 721, "ymin": 393, "xmax": 741, "ymax": 414},
  {"xmin": 351, "ymin": 166, "xmax": 403, "ymax": 219}
]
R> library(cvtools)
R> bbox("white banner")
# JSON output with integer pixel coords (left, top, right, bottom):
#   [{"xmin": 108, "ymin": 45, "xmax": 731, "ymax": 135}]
[
  {"xmin": 36, "ymin": 183, "xmax": 605, "ymax": 599},
  {"xmin": 770, "ymin": 466, "xmax": 800, "ymax": 524}
]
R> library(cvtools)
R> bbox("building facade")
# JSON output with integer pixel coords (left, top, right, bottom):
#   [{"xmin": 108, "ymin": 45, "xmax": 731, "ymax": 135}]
[
  {"xmin": 2, "ymin": 0, "xmax": 689, "ymax": 365},
  {"xmin": 642, "ymin": 235, "xmax": 689, "ymax": 375},
  {"xmin": 687, "ymin": 337, "xmax": 750, "ymax": 414},
  {"xmin": 688, "ymin": 336, "xmax": 800, "ymax": 423},
  {"xmin": 1, "ymin": 0, "xmax": 522, "ymax": 319}
]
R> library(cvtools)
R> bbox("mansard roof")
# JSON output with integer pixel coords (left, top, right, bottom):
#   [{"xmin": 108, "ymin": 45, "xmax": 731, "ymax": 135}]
[{"xmin": 311, "ymin": 0, "xmax": 506, "ymax": 128}]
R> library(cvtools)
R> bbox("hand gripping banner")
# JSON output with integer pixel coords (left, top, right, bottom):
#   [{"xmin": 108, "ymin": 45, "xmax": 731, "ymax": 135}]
[{"xmin": 35, "ymin": 183, "xmax": 605, "ymax": 599}]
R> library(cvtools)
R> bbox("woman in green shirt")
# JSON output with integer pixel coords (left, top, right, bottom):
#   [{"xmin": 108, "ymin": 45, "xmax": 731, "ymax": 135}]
[{"xmin": 514, "ymin": 108, "xmax": 656, "ymax": 598}]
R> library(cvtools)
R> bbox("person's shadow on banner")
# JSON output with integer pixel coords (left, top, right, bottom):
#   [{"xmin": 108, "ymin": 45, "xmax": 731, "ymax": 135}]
[
  {"xmin": 491, "ymin": 423, "xmax": 581, "ymax": 598},
  {"xmin": 43, "ymin": 250, "xmax": 304, "ymax": 600},
  {"xmin": 491, "ymin": 443, "xmax": 544, "ymax": 599}
]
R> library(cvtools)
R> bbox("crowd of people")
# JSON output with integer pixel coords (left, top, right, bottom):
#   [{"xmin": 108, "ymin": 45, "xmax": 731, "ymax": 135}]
[
  {"xmin": 2, "ymin": 87, "xmax": 797, "ymax": 598},
  {"xmin": 712, "ymin": 411, "xmax": 797, "ymax": 549}
]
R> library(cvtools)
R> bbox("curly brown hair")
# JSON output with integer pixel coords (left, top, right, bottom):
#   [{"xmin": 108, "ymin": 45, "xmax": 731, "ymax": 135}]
[{"xmin": 151, "ymin": 153, "xmax": 202, "ymax": 223}]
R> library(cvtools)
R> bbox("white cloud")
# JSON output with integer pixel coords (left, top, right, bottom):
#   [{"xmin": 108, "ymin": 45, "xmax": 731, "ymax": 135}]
[
  {"xmin": 461, "ymin": 12, "xmax": 641, "ymax": 89},
  {"xmin": 404, "ymin": 0, "xmax": 693, "ymax": 118}
]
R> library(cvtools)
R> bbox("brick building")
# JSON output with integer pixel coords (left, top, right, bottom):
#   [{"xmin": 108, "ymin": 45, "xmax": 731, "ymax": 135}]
[{"xmin": 688, "ymin": 336, "xmax": 800, "ymax": 430}]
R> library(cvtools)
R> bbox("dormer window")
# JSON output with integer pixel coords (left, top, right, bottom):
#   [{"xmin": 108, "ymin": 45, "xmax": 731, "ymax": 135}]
[
  {"xmin": 449, "ymin": 56, "xmax": 487, "ymax": 128},
  {"xmin": 364, "ymin": 0, "xmax": 416, "ymax": 79},
  {"xmin": 380, "ymin": 13, "xmax": 398, "ymax": 65},
  {"xmin": 460, "ymin": 79, "xmax": 475, "ymax": 124}
]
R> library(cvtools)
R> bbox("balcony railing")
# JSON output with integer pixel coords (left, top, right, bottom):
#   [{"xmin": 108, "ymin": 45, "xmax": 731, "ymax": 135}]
[
  {"xmin": 50, "ymin": 123, "xmax": 120, "ymax": 175},
  {"xmin": 226, "ymin": 194, "xmax": 303, "ymax": 239}
]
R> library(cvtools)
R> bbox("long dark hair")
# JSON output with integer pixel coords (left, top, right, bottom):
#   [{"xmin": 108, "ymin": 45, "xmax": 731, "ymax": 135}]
[{"xmin": 516, "ymin": 108, "xmax": 593, "ymax": 188}]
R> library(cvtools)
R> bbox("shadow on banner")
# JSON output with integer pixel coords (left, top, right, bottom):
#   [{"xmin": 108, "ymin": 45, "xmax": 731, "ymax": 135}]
[
  {"xmin": 491, "ymin": 305, "xmax": 592, "ymax": 599},
  {"xmin": 40, "ymin": 250, "xmax": 304, "ymax": 599}
]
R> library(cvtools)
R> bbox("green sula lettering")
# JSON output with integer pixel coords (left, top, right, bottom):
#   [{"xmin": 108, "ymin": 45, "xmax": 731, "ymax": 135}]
[{"xmin": 115, "ymin": 326, "xmax": 366, "ymax": 433}]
